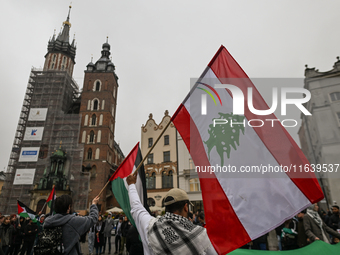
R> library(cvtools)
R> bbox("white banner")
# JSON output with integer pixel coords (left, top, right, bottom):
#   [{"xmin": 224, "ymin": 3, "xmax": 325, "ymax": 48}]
[
  {"xmin": 18, "ymin": 147, "xmax": 40, "ymax": 162},
  {"xmin": 28, "ymin": 108, "xmax": 48, "ymax": 121},
  {"xmin": 24, "ymin": 127, "xmax": 44, "ymax": 141},
  {"xmin": 13, "ymin": 169, "xmax": 36, "ymax": 185}
]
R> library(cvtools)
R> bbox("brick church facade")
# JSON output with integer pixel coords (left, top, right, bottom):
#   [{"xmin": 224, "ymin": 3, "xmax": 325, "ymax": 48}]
[{"xmin": 0, "ymin": 7, "xmax": 124, "ymax": 214}]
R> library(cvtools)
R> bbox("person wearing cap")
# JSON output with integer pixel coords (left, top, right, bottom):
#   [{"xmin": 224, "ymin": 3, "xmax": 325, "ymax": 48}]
[
  {"xmin": 126, "ymin": 173, "xmax": 217, "ymax": 255},
  {"xmin": 103, "ymin": 212, "xmax": 114, "ymax": 254}
]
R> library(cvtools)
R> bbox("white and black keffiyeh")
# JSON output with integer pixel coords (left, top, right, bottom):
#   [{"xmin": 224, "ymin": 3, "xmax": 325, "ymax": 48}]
[{"xmin": 148, "ymin": 212, "xmax": 211, "ymax": 255}]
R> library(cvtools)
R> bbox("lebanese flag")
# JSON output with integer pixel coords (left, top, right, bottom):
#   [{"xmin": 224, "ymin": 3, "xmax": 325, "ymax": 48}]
[
  {"xmin": 17, "ymin": 200, "xmax": 37, "ymax": 222},
  {"xmin": 46, "ymin": 186, "xmax": 56, "ymax": 213},
  {"xmin": 109, "ymin": 142, "xmax": 149, "ymax": 226},
  {"xmin": 171, "ymin": 45, "xmax": 323, "ymax": 254}
]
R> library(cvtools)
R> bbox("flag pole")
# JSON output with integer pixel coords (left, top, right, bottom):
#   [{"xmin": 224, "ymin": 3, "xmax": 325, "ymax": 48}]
[
  {"xmin": 97, "ymin": 120, "xmax": 172, "ymax": 197},
  {"xmin": 40, "ymin": 185, "xmax": 55, "ymax": 214},
  {"xmin": 97, "ymin": 181, "xmax": 110, "ymax": 197}
]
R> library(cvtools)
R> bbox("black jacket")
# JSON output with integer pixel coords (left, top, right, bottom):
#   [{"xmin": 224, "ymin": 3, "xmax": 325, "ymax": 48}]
[
  {"xmin": 328, "ymin": 214, "xmax": 340, "ymax": 231},
  {"xmin": 126, "ymin": 225, "xmax": 143, "ymax": 255},
  {"xmin": 24, "ymin": 223, "xmax": 38, "ymax": 242},
  {"xmin": 121, "ymin": 221, "xmax": 130, "ymax": 237}
]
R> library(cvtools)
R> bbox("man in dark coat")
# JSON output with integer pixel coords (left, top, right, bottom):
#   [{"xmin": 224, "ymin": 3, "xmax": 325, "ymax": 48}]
[
  {"xmin": 20, "ymin": 219, "xmax": 37, "ymax": 255},
  {"xmin": 119, "ymin": 216, "xmax": 130, "ymax": 255},
  {"xmin": 297, "ymin": 210, "xmax": 308, "ymax": 248},
  {"xmin": 328, "ymin": 205, "xmax": 340, "ymax": 231},
  {"xmin": 304, "ymin": 204, "xmax": 340, "ymax": 243},
  {"xmin": 126, "ymin": 225, "xmax": 143, "ymax": 255}
]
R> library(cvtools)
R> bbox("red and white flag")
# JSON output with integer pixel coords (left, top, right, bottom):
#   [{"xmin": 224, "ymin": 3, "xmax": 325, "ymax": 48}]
[{"xmin": 171, "ymin": 46, "xmax": 323, "ymax": 254}]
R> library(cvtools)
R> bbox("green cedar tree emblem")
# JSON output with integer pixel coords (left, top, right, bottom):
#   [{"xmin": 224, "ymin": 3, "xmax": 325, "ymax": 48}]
[{"xmin": 204, "ymin": 113, "xmax": 245, "ymax": 166}]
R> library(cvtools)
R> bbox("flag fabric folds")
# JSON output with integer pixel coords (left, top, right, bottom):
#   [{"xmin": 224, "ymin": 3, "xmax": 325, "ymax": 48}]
[
  {"xmin": 171, "ymin": 45, "xmax": 324, "ymax": 254},
  {"xmin": 46, "ymin": 186, "xmax": 56, "ymax": 214},
  {"xmin": 17, "ymin": 200, "xmax": 37, "ymax": 222},
  {"xmin": 110, "ymin": 142, "xmax": 149, "ymax": 226}
]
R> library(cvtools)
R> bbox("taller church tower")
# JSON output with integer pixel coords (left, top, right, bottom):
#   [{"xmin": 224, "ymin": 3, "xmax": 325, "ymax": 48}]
[
  {"xmin": 79, "ymin": 39, "xmax": 122, "ymax": 211},
  {"xmin": 0, "ymin": 7, "xmax": 90, "ymax": 214}
]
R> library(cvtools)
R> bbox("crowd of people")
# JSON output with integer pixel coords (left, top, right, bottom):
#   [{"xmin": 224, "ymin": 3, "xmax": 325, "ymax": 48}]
[
  {"xmin": 240, "ymin": 204, "xmax": 340, "ymax": 250},
  {"xmin": 1, "ymin": 189, "xmax": 339, "ymax": 254},
  {"xmin": 0, "ymin": 212, "xmax": 45, "ymax": 255}
]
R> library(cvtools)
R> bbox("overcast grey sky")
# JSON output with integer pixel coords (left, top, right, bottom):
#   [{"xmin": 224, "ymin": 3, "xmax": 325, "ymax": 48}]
[{"xmin": 1, "ymin": 0, "xmax": 339, "ymax": 171}]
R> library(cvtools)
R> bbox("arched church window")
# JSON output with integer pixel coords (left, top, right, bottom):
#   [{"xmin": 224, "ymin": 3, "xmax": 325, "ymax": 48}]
[
  {"xmin": 89, "ymin": 131, "xmax": 95, "ymax": 143},
  {"xmin": 91, "ymin": 114, "xmax": 96, "ymax": 126},
  {"xmin": 96, "ymin": 81, "xmax": 100, "ymax": 91},
  {"xmin": 87, "ymin": 148, "xmax": 92, "ymax": 160},
  {"xmin": 93, "ymin": 100, "xmax": 99, "ymax": 110},
  {"xmin": 36, "ymin": 199, "xmax": 47, "ymax": 214}
]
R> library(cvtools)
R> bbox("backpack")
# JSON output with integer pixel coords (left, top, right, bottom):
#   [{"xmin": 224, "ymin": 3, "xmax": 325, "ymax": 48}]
[{"xmin": 34, "ymin": 226, "xmax": 65, "ymax": 255}]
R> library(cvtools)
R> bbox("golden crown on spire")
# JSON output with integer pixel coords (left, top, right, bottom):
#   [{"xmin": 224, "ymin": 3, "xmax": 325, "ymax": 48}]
[{"xmin": 63, "ymin": 5, "xmax": 72, "ymax": 27}]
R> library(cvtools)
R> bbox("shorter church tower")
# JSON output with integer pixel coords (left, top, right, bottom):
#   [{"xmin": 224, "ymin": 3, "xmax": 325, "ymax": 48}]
[{"xmin": 79, "ymin": 39, "xmax": 123, "ymax": 211}]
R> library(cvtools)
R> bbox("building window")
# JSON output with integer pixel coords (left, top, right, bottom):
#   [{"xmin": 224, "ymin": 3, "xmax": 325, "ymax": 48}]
[
  {"xmin": 87, "ymin": 148, "xmax": 92, "ymax": 160},
  {"xmin": 91, "ymin": 114, "xmax": 96, "ymax": 126},
  {"xmin": 95, "ymin": 148, "xmax": 100, "ymax": 159},
  {"xmin": 163, "ymin": 151, "xmax": 170, "ymax": 162},
  {"xmin": 330, "ymin": 92, "xmax": 340, "ymax": 102},
  {"xmin": 162, "ymin": 170, "xmax": 173, "ymax": 188},
  {"xmin": 147, "ymin": 198, "xmax": 156, "ymax": 207},
  {"xmin": 146, "ymin": 172, "xmax": 156, "ymax": 189},
  {"xmin": 82, "ymin": 131, "xmax": 86, "ymax": 143},
  {"xmin": 189, "ymin": 178, "xmax": 200, "ymax": 192},
  {"xmin": 89, "ymin": 131, "xmax": 95, "ymax": 143},
  {"xmin": 95, "ymin": 81, "xmax": 100, "ymax": 91},
  {"xmin": 148, "ymin": 138, "xmax": 153, "ymax": 148},
  {"xmin": 147, "ymin": 153, "xmax": 153, "ymax": 164},
  {"xmin": 93, "ymin": 100, "xmax": 99, "ymax": 110},
  {"xmin": 164, "ymin": 135, "xmax": 169, "ymax": 145}
]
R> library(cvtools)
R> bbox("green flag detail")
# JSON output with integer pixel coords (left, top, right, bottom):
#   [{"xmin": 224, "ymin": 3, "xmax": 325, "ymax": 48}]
[{"xmin": 204, "ymin": 113, "xmax": 245, "ymax": 165}]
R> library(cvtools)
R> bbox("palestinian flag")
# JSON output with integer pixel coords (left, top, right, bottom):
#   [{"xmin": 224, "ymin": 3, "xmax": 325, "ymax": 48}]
[
  {"xmin": 17, "ymin": 200, "xmax": 37, "ymax": 222},
  {"xmin": 46, "ymin": 186, "xmax": 56, "ymax": 214},
  {"xmin": 109, "ymin": 142, "xmax": 149, "ymax": 226},
  {"xmin": 171, "ymin": 45, "xmax": 323, "ymax": 254}
]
